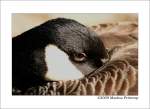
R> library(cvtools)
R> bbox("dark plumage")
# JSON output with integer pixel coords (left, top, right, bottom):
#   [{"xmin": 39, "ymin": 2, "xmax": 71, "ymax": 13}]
[{"xmin": 12, "ymin": 18, "xmax": 108, "ymax": 91}]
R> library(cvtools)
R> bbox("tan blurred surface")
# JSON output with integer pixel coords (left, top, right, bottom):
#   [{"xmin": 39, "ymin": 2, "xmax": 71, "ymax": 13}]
[
  {"xmin": 12, "ymin": 13, "xmax": 137, "ymax": 37},
  {"xmin": 12, "ymin": 14, "xmax": 50, "ymax": 37}
]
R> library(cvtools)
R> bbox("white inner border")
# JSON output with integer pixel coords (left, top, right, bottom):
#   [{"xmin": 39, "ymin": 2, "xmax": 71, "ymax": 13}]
[{"xmin": 1, "ymin": 1, "xmax": 149, "ymax": 108}]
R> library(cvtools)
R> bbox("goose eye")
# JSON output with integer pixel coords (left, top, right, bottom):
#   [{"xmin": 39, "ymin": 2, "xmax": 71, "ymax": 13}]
[{"xmin": 73, "ymin": 53, "xmax": 87, "ymax": 62}]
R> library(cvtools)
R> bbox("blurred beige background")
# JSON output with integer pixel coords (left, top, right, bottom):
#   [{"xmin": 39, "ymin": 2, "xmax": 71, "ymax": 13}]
[{"xmin": 12, "ymin": 13, "xmax": 137, "ymax": 37}]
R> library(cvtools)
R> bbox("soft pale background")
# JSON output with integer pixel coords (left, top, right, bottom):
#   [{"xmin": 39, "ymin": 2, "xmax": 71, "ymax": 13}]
[{"xmin": 12, "ymin": 13, "xmax": 138, "ymax": 37}]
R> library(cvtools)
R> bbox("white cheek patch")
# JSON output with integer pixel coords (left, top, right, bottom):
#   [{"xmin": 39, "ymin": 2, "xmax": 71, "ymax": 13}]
[
  {"xmin": 45, "ymin": 45, "xmax": 84, "ymax": 81},
  {"xmin": 73, "ymin": 63, "xmax": 95, "ymax": 76}
]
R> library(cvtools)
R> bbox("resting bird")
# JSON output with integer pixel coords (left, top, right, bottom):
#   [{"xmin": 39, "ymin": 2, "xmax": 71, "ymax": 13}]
[{"xmin": 12, "ymin": 18, "xmax": 109, "ymax": 90}]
